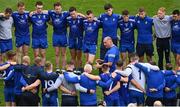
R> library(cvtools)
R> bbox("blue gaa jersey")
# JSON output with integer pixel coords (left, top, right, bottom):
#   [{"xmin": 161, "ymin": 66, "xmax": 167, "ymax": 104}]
[
  {"xmin": 12, "ymin": 11, "xmax": 30, "ymax": 38},
  {"xmin": 98, "ymin": 13, "xmax": 120, "ymax": 39},
  {"xmin": 164, "ymin": 72, "xmax": 177, "ymax": 99},
  {"xmin": 104, "ymin": 45, "xmax": 119, "ymax": 73},
  {"xmin": 100, "ymin": 73, "xmax": 120, "ymax": 103},
  {"xmin": 30, "ymin": 12, "xmax": 49, "ymax": 38},
  {"xmin": 83, "ymin": 19, "xmax": 101, "ymax": 44},
  {"xmin": 171, "ymin": 20, "xmax": 180, "ymax": 44},
  {"xmin": 118, "ymin": 19, "xmax": 136, "ymax": 45},
  {"xmin": 67, "ymin": 16, "xmax": 84, "ymax": 38},
  {"xmin": 2, "ymin": 63, "xmax": 14, "ymax": 88},
  {"xmin": 135, "ymin": 16, "xmax": 153, "ymax": 44},
  {"xmin": 48, "ymin": 10, "xmax": 69, "ymax": 35},
  {"xmin": 41, "ymin": 72, "xmax": 58, "ymax": 96}
]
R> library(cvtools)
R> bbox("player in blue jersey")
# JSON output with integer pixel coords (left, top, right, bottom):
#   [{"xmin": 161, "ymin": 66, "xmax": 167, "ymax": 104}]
[
  {"xmin": 48, "ymin": 2, "xmax": 69, "ymax": 71},
  {"xmin": 163, "ymin": 63, "xmax": 177, "ymax": 106},
  {"xmin": 41, "ymin": 61, "xmax": 59, "ymax": 106},
  {"xmin": 135, "ymin": 7, "xmax": 154, "ymax": 62},
  {"xmin": 83, "ymin": 10, "xmax": 101, "ymax": 64},
  {"xmin": 96, "ymin": 37, "xmax": 119, "ymax": 73},
  {"xmin": 118, "ymin": 10, "xmax": 136, "ymax": 66},
  {"xmin": 12, "ymin": 2, "xmax": 30, "ymax": 64},
  {"xmin": 30, "ymin": 1, "xmax": 49, "ymax": 66},
  {"xmin": 67, "ymin": 7, "xmax": 85, "ymax": 73},
  {"xmin": 0, "ymin": 8, "xmax": 13, "ymax": 64},
  {"xmin": 171, "ymin": 10, "xmax": 180, "ymax": 66},
  {"xmin": 2, "ymin": 51, "xmax": 16, "ymax": 106},
  {"xmin": 98, "ymin": 3, "xmax": 120, "ymax": 60}
]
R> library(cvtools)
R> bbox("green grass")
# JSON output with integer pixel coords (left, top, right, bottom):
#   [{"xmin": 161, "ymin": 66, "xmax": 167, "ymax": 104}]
[{"xmin": 0, "ymin": 0, "xmax": 180, "ymax": 105}]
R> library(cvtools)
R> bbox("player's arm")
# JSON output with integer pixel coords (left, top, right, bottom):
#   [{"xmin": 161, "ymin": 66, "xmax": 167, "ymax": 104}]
[
  {"xmin": 23, "ymin": 79, "xmax": 41, "ymax": 91},
  {"xmin": 0, "ymin": 63, "xmax": 10, "ymax": 71},
  {"xmin": 115, "ymin": 67, "xmax": 132, "ymax": 76},
  {"xmin": 104, "ymin": 81, "xmax": 120, "ymax": 96},
  {"xmin": 63, "ymin": 72, "xmax": 80, "ymax": 83},
  {"xmin": 156, "ymin": 80, "xmax": 165, "ymax": 91},
  {"xmin": 47, "ymin": 76, "xmax": 63, "ymax": 92},
  {"xmin": 60, "ymin": 85, "xmax": 76, "ymax": 95},
  {"xmin": 77, "ymin": 12, "xmax": 86, "ymax": 18},
  {"xmin": 38, "ymin": 70, "xmax": 59, "ymax": 80},
  {"xmin": 4, "ymin": 69, "xmax": 14, "ymax": 81},
  {"xmin": 130, "ymin": 78, "xmax": 145, "ymax": 93},
  {"xmin": 83, "ymin": 72, "xmax": 101, "ymax": 81},
  {"xmin": 134, "ymin": 63, "xmax": 149, "ymax": 75}
]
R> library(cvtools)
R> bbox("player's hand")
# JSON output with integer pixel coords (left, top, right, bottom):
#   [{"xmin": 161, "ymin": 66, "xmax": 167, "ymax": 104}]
[
  {"xmin": 96, "ymin": 59, "xmax": 104, "ymax": 64},
  {"xmin": 111, "ymin": 72, "xmax": 117, "ymax": 78},
  {"xmin": 90, "ymin": 89, "xmax": 95, "ymax": 94},
  {"xmin": 165, "ymin": 87, "xmax": 171, "ymax": 92},
  {"xmin": 31, "ymin": 89, "xmax": 37, "ymax": 94},
  {"xmin": 104, "ymin": 91, "xmax": 111, "ymax": 96},
  {"xmin": 10, "ymin": 61, "xmax": 17, "ymax": 65},
  {"xmin": 71, "ymin": 91, "xmax": 77, "ymax": 96},
  {"xmin": 94, "ymin": 63, "xmax": 103, "ymax": 69},
  {"xmin": 43, "ymin": 88, "xmax": 47, "ymax": 93}
]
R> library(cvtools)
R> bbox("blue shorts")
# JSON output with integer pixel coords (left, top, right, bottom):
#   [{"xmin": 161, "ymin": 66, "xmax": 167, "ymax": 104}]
[
  {"xmin": 42, "ymin": 93, "xmax": 58, "ymax": 106},
  {"xmin": 136, "ymin": 43, "xmax": 154, "ymax": 57},
  {"xmin": 83, "ymin": 43, "xmax": 97, "ymax": 55},
  {"xmin": 104, "ymin": 97, "xmax": 120, "ymax": 106},
  {"xmin": 120, "ymin": 44, "xmax": 134, "ymax": 53},
  {"xmin": 15, "ymin": 36, "xmax": 30, "ymax": 47},
  {"xmin": 53, "ymin": 34, "xmax": 68, "ymax": 47},
  {"xmin": 32, "ymin": 37, "xmax": 48, "ymax": 49},
  {"xmin": 129, "ymin": 90, "xmax": 145, "ymax": 105},
  {"xmin": 0, "ymin": 39, "xmax": 13, "ymax": 53},
  {"xmin": 68, "ymin": 37, "xmax": 83, "ymax": 50},
  {"xmin": 171, "ymin": 43, "xmax": 180, "ymax": 54},
  {"xmin": 4, "ymin": 87, "xmax": 15, "ymax": 102}
]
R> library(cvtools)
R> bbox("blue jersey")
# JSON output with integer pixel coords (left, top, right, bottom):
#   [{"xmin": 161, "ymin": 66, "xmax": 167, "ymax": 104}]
[
  {"xmin": 79, "ymin": 74, "xmax": 97, "ymax": 106},
  {"xmin": 41, "ymin": 72, "xmax": 58, "ymax": 96},
  {"xmin": 104, "ymin": 45, "xmax": 119, "ymax": 73},
  {"xmin": 48, "ymin": 10, "xmax": 69, "ymax": 35},
  {"xmin": 83, "ymin": 19, "xmax": 100, "ymax": 44},
  {"xmin": 100, "ymin": 73, "xmax": 120, "ymax": 100},
  {"xmin": 30, "ymin": 12, "xmax": 49, "ymax": 37},
  {"xmin": 171, "ymin": 20, "xmax": 180, "ymax": 44},
  {"xmin": 1, "ymin": 62, "xmax": 14, "ymax": 88},
  {"xmin": 67, "ymin": 16, "xmax": 84, "ymax": 38},
  {"xmin": 118, "ymin": 19, "xmax": 136, "ymax": 45},
  {"xmin": 164, "ymin": 72, "xmax": 177, "ymax": 99},
  {"xmin": 135, "ymin": 16, "xmax": 153, "ymax": 44},
  {"xmin": 98, "ymin": 13, "xmax": 120, "ymax": 39},
  {"xmin": 12, "ymin": 11, "xmax": 30, "ymax": 37}
]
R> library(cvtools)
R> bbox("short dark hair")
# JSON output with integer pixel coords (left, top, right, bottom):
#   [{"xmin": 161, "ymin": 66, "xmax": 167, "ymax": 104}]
[
  {"xmin": 130, "ymin": 53, "xmax": 139, "ymax": 62},
  {"xmin": 6, "ymin": 50, "xmax": 16, "ymax": 60},
  {"xmin": 86, "ymin": 10, "xmax": 93, "ymax": 15},
  {"xmin": 172, "ymin": 9, "xmax": 180, "ymax": 15},
  {"xmin": 5, "ymin": 8, "xmax": 12, "ymax": 14},
  {"xmin": 17, "ymin": 1, "xmax": 25, "ymax": 7},
  {"xmin": 149, "ymin": 61, "xmax": 156, "ymax": 65},
  {"xmin": 116, "ymin": 60, "xmax": 124, "ymax": 67},
  {"xmin": 139, "ymin": 7, "xmax": 145, "ymax": 12},
  {"xmin": 166, "ymin": 63, "xmax": 173, "ymax": 70},
  {"xmin": 35, "ymin": 1, "xmax": 43, "ymax": 6},
  {"xmin": 69, "ymin": 7, "xmax": 76, "ymax": 12},
  {"xmin": 104, "ymin": 3, "xmax": 113, "ymax": 10},
  {"xmin": 54, "ymin": 2, "xmax": 61, "ymax": 8},
  {"xmin": 122, "ymin": 9, "xmax": 129, "ymax": 15}
]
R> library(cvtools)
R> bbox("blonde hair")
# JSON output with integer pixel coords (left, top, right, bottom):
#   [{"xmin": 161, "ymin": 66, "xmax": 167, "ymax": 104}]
[
  {"xmin": 22, "ymin": 56, "xmax": 30, "ymax": 65},
  {"xmin": 84, "ymin": 64, "xmax": 92, "ymax": 73},
  {"xmin": 158, "ymin": 7, "xmax": 166, "ymax": 12}
]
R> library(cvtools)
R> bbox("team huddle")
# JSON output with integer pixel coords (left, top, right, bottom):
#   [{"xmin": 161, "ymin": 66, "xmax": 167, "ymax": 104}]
[{"xmin": 0, "ymin": 0, "xmax": 180, "ymax": 106}]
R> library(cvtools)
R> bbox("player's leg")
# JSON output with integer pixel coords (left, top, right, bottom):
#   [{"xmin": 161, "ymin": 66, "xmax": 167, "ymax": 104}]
[
  {"xmin": 40, "ymin": 48, "xmax": 46, "ymax": 66},
  {"xmin": 136, "ymin": 43, "xmax": 144, "ymax": 62},
  {"xmin": 156, "ymin": 39, "xmax": 164, "ymax": 70},
  {"xmin": 146, "ymin": 44, "xmax": 153, "ymax": 62},
  {"xmin": 164, "ymin": 39, "xmax": 171, "ymax": 64},
  {"xmin": 76, "ymin": 50, "xmax": 82, "ymax": 70},
  {"xmin": 16, "ymin": 46, "xmax": 23, "ymax": 64},
  {"xmin": 22, "ymin": 45, "xmax": 29, "ymax": 56},
  {"xmin": 60, "ymin": 47, "xmax": 66, "ymax": 70},
  {"xmin": 87, "ymin": 44, "xmax": 96, "ymax": 64},
  {"xmin": 70, "ymin": 49, "xmax": 76, "ymax": 66},
  {"xmin": 84, "ymin": 53, "xmax": 88, "ymax": 63},
  {"xmin": 33, "ymin": 48, "xmax": 40, "ymax": 58},
  {"xmin": 54, "ymin": 47, "xmax": 60, "ymax": 68},
  {"xmin": 88, "ymin": 54, "xmax": 95, "ymax": 64}
]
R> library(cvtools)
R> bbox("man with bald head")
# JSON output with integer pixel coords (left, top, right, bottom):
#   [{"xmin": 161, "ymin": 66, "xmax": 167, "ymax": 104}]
[{"xmin": 97, "ymin": 36, "xmax": 119, "ymax": 73}]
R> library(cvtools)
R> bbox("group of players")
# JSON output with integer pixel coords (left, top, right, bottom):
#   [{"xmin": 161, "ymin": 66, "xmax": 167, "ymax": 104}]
[{"xmin": 0, "ymin": 0, "xmax": 180, "ymax": 106}]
